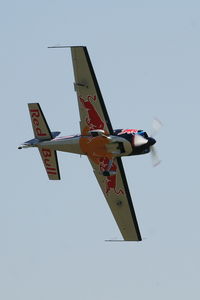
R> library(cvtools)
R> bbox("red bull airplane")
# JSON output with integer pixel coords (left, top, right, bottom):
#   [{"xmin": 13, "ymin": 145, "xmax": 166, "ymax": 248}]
[{"xmin": 19, "ymin": 46, "xmax": 160, "ymax": 241}]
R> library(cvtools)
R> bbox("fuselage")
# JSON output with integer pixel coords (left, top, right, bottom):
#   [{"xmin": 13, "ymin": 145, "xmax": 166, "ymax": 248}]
[{"xmin": 30, "ymin": 128, "xmax": 156, "ymax": 159}]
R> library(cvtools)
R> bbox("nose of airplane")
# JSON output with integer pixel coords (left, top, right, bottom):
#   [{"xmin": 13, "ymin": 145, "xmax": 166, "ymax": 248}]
[
  {"xmin": 134, "ymin": 134, "xmax": 149, "ymax": 147},
  {"xmin": 148, "ymin": 137, "xmax": 156, "ymax": 146}
]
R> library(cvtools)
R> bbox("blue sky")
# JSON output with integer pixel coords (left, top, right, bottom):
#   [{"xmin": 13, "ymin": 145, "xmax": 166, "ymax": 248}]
[{"xmin": 1, "ymin": 1, "xmax": 200, "ymax": 299}]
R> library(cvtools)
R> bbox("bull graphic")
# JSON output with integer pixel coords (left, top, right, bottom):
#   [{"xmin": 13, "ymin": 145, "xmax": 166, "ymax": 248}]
[
  {"xmin": 99, "ymin": 157, "xmax": 124, "ymax": 195},
  {"xmin": 80, "ymin": 96, "xmax": 104, "ymax": 131}
]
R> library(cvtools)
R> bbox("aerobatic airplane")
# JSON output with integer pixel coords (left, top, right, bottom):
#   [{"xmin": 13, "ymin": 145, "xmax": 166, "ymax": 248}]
[{"xmin": 19, "ymin": 46, "xmax": 160, "ymax": 241}]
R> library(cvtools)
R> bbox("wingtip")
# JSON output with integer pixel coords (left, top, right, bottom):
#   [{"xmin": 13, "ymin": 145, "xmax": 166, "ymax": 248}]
[{"xmin": 48, "ymin": 45, "xmax": 86, "ymax": 49}]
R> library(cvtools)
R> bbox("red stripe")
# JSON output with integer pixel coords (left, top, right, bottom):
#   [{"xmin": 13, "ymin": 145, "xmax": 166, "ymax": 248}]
[
  {"xmin": 47, "ymin": 171, "xmax": 57, "ymax": 175},
  {"xmin": 46, "ymin": 167, "xmax": 56, "ymax": 171}
]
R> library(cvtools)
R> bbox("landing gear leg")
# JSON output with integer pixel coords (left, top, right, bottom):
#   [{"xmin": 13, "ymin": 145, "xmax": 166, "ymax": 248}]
[{"xmin": 101, "ymin": 159, "xmax": 116, "ymax": 176}]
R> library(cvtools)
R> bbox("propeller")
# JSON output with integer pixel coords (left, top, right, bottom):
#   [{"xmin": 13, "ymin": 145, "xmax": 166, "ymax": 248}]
[
  {"xmin": 150, "ymin": 145, "xmax": 161, "ymax": 167},
  {"xmin": 150, "ymin": 118, "xmax": 163, "ymax": 138},
  {"xmin": 132, "ymin": 118, "xmax": 162, "ymax": 166},
  {"xmin": 149, "ymin": 118, "xmax": 162, "ymax": 167}
]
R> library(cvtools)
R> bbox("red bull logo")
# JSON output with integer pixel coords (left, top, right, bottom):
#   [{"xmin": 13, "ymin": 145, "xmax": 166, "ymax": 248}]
[
  {"xmin": 41, "ymin": 148, "xmax": 57, "ymax": 175},
  {"xmin": 79, "ymin": 95, "xmax": 111, "ymax": 163},
  {"xmin": 30, "ymin": 109, "xmax": 47, "ymax": 137},
  {"xmin": 80, "ymin": 95, "xmax": 105, "ymax": 131},
  {"xmin": 99, "ymin": 157, "xmax": 124, "ymax": 195},
  {"xmin": 79, "ymin": 95, "xmax": 123, "ymax": 195}
]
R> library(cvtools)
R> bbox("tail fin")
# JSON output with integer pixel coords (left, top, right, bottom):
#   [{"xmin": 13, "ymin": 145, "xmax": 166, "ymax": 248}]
[
  {"xmin": 28, "ymin": 103, "xmax": 52, "ymax": 140},
  {"xmin": 28, "ymin": 103, "xmax": 61, "ymax": 180}
]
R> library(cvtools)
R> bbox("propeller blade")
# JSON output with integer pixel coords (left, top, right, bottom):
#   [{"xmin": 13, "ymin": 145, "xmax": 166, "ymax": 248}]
[
  {"xmin": 151, "ymin": 118, "xmax": 163, "ymax": 137},
  {"xmin": 151, "ymin": 145, "xmax": 161, "ymax": 167}
]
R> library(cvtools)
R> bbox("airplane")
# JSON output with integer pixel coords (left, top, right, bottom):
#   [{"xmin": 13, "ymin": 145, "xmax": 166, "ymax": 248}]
[{"xmin": 19, "ymin": 46, "xmax": 161, "ymax": 241}]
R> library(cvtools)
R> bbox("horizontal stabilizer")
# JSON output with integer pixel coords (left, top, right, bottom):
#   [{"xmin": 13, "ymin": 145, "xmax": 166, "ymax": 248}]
[
  {"xmin": 51, "ymin": 131, "xmax": 61, "ymax": 138},
  {"xmin": 28, "ymin": 103, "xmax": 52, "ymax": 140},
  {"xmin": 39, "ymin": 148, "xmax": 60, "ymax": 180}
]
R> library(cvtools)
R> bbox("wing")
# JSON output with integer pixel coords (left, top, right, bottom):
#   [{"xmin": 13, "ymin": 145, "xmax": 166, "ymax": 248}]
[
  {"xmin": 70, "ymin": 46, "xmax": 113, "ymax": 135},
  {"xmin": 89, "ymin": 157, "xmax": 142, "ymax": 241}
]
